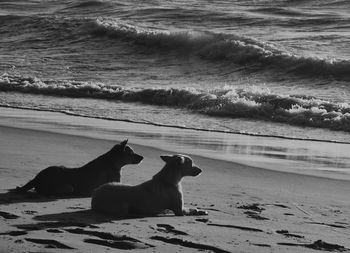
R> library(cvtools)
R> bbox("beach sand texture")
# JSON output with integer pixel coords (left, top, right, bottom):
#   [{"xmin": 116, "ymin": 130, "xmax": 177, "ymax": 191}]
[{"xmin": 0, "ymin": 109, "xmax": 350, "ymax": 252}]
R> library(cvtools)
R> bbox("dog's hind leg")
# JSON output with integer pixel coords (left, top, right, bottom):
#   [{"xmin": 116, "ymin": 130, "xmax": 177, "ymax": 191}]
[
  {"xmin": 12, "ymin": 179, "xmax": 36, "ymax": 193},
  {"xmin": 55, "ymin": 185, "xmax": 74, "ymax": 196},
  {"xmin": 110, "ymin": 203, "xmax": 129, "ymax": 217},
  {"xmin": 94, "ymin": 202, "xmax": 130, "ymax": 217}
]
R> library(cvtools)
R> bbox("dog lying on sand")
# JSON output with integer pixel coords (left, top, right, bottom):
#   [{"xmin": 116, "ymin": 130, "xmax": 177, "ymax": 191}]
[
  {"xmin": 14, "ymin": 140, "xmax": 143, "ymax": 196},
  {"xmin": 91, "ymin": 154, "xmax": 207, "ymax": 217}
]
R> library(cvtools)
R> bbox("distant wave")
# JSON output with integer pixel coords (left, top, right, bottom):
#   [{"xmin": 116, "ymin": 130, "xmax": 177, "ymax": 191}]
[
  {"xmin": 58, "ymin": 0, "xmax": 121, "ymax": 14},
  {"xmin": 90, "ymin": 18, "xmax": 350, "ymax": 80},
  {"xmin": 321, "ymin": 0, "xmax": 350, "ymax": 7},
  {"xmin": 66, "ymin": 0, "xmax": 106, "ymax": 8},
  {"xmin": 251, "ymin": 7, "xmax": 350, "ymax": 27},
  {"xmin": 250, "ymin": 7, "xmax": 309, "ymax": 17},
  {"xmin": 1, "ymin": 73, "xmax": 349, "ymax": 132},
  {"xmin": 2, "ymin": 14, "xmax": 349, "ymax": 80},
  {"xmin": 0, "ymin": 15, "xmax": 89, "ymax": 45}
]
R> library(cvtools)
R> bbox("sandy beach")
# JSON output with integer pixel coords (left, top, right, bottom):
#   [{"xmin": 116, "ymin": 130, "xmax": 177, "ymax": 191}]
[{"xmin": 0, "ymin": 108, "xmax": 350, "ymax": 253}]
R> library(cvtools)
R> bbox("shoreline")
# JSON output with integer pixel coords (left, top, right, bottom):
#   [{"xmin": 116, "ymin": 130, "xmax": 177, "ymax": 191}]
[
  {"xmin": 2, "ymin": 104, "xmax": 350, "ymax": 145},
  {"xmin": 0, "ymin": 108, "xmax": 349, "ymax": 252},
  {"xmin": 0, "ymin": 107, "xmax": 349, "ymax": 181}
]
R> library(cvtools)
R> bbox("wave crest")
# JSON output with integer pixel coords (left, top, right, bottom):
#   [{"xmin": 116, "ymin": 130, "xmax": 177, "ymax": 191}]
[
  {"xmin": 1, "ymin": 73, "xmax": 349, "ymax": 132},
  {"xmin": 89, "ymin": 18, "xmax": 350, "ymax": 80}
]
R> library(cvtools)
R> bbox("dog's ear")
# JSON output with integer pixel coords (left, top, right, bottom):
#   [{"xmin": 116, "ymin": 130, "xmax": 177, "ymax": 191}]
[
  {"xmin": 161, "ymin": 155, "xmax": 184, "ymax": 165},
  {"xmin": 120, "ymin": 139, "xmax": 128, "ymax": 150},
  {"xmin": 175, "ymin": 156, "xmax": 185, "ymax": 165},
  {"xmin": 160, "ymin": 155, "xmax": 173, "ymax": 163}
]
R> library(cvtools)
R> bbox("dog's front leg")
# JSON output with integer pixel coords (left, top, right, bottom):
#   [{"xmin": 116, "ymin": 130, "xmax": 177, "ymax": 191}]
[
  {"xmin": 171, "ymin": 197, "xmax": 208, "ymax": 216},
  {"xmin": 171, "ymin": 196, "xmax": 185, "ymax": 216},
  {"xmin": 172, "ymin": 206, "xmax": 185, "ymax": 216}
]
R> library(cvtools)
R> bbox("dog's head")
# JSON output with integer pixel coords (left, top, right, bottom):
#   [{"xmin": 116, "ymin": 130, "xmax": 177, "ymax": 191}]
[
  {"xmin": 111, "ymin": 139, "xmax": 143, "ymax": 165},
  {"xmin": 160, "ymin": 154, "xmax": 202, "ymax": 178}
]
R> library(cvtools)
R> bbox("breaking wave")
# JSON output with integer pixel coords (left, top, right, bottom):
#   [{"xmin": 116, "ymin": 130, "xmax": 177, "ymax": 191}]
[
  {"xmin": 90, "ymin": 18, "xmax": 350, "ymax": 80},
  {"xmin": 1, "ymin": 73, "xmax": 349, "ymax": 132},
  {"xmin": 2, "ymin": 14, "xmax": 349, "ymax": 80}
]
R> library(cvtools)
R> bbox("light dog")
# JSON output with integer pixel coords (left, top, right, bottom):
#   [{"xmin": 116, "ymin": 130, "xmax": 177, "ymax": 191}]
[
  {"xmin": 14, "ymin": 140, "xmax": 143, "ymax": 196},
  {"xmin": 91, "ymin": 154, "xmax": 207, "ymax": 217}
]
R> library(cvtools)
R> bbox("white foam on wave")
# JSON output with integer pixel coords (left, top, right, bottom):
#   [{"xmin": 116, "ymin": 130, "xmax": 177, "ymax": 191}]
[{"xmin": 1, "ymin": 73, "xmax": 349, "ymax": 132}]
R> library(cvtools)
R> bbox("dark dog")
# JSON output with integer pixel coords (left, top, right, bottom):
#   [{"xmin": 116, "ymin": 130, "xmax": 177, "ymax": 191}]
[
  {"xmin": 14, "ymin": 140, "xmax": 143, "ymax": 196},
  {"xmin": 91, "ymin": 154, "xmax": 207, "ymax": 217}
]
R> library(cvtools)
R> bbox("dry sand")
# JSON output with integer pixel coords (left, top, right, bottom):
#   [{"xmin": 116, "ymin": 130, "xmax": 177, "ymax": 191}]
[{"xmin": 0, "ymin": 109, "xmax": 350, "ymax": 252}]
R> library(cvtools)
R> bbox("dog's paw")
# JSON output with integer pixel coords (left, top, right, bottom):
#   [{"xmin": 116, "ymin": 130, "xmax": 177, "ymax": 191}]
[
  {"xmin": 193, "ymin": 209, "xmax": 208, "ymax": 216},
  {"xmin": 186, "ymin": 208, "xmax": 208, "ymax": 216}
]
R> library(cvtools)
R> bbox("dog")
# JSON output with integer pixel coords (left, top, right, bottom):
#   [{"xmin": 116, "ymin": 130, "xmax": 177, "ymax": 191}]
[
  {"xmin": 91, "ymin": 154, "xmax": 207, "ymax": 217},
  {"xmin": 13, "ymin": 140, "xmax": 143, "ymax": 196}
]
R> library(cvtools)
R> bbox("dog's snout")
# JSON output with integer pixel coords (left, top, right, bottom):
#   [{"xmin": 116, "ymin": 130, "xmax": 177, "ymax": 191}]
[
  {"xmin": 133, "ymin": 154, "xmax": 144, "ymax": 164},
  {"xmin": 192, "ymin": 166, "xmax": 202, "ymax": 176}
]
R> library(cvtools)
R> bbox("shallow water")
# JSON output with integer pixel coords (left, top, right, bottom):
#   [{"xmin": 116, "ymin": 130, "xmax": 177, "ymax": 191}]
[{"xmin": 1, "ymin": 108, "xmax": 349, "ymax": 180}]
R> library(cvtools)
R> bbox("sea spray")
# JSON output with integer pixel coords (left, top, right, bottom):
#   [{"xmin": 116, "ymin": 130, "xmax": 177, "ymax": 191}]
[{"xmin": 1, "ymin": 73, "xmax": 349, "ymax": 132}]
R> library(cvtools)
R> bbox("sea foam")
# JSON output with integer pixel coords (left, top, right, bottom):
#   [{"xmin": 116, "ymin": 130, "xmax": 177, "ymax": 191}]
[{"xmin": 1, "ymin": 73, "xmax": 349, "ymax": 132}]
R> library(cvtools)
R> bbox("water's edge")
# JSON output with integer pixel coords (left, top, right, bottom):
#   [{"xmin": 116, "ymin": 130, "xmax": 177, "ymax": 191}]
[{"xmin": 1, "ymin": 106, "xmax": 349, "ymax": 181}]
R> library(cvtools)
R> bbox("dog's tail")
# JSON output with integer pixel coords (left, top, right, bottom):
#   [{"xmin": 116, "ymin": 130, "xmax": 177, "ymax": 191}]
[{"xmin": 10, "ymin": 178, "xmax": 36, "ymax": 193}]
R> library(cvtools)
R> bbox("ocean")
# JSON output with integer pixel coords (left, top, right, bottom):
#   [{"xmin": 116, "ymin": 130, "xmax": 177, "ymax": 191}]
[{"xmin": 0, "ymin": 0, "xmax": 349, "ymax": 144}]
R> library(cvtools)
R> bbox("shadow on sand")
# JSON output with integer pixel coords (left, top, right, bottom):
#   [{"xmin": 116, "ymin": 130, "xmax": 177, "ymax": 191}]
[{"xmin": 0, "ymin": 190, "xmax": 86, "ymax": 205}]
